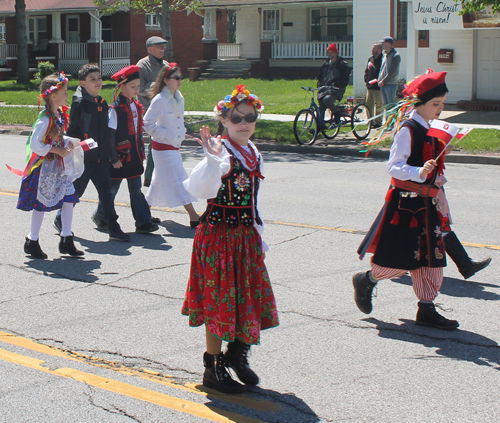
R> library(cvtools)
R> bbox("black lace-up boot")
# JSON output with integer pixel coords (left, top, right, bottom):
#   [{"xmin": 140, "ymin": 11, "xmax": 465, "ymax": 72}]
[
  {"xmin": 352, "ymin": 271, "xmax": 377, "ymax": 314},
  {"xmin": 59, "ymin": 236, "xmax": 84, "ymax": 256},
  {"xmin": 24, "ymin": 237, "xmax": 47, "ymax": 259},
  {"xmin": 444, "ymin": 231, "xmax": 491, "ymax": 279},
  {"xmin": 203, "ymin": 352, "xmax": 244, "ymax": 394},
  {"xmin": 416, "ymin": 302, "xmax": 459, "ymax": 330},
  {"xmin": 224, "ymin": 339, "xmax": 259, "ymax": 386}
]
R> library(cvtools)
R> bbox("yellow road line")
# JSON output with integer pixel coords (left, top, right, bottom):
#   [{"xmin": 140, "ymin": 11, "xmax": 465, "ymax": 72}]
[
  {"xmin": 0, "ymin": 331, "xmax": 279, "ymax": 413},
  {"xmin": 1, "ymin": 188, "xmax": 498, "ymax": 250},
  {"xmin": 0, "ymin": 347, "xmax": 265, "ymax": 423}
]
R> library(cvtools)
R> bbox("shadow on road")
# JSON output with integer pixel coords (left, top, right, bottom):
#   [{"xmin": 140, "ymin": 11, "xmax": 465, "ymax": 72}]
[
  {"xmin": 366, "ymin": 317, "xmax": 500, "ymax": 370},
  {"xmin": 24, "ymin": 257, "xmax": 102, "ymax": 283}
]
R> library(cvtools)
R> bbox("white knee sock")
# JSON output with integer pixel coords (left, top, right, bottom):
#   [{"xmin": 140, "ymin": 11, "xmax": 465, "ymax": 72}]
[
  {"xmin": 29, "ymin": 210, "xmax": 45, "ymax": 241},
  {"xmin": 60, "ymin": 202, "xmax": 74, "ymax": 237}
]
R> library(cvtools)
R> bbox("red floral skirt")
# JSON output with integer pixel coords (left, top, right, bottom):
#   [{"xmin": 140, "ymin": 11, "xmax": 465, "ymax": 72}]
[{"xmin": 181, "ymin": 222, "xmax": 279, "ymax": 345}]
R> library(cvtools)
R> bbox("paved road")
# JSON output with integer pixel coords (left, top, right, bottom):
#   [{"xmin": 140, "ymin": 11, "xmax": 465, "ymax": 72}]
[{"xmin": 1, "ymin": 134, "xmax": 499, "ymax": 422}]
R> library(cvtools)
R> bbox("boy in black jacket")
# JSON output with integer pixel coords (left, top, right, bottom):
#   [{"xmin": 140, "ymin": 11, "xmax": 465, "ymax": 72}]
[{"xmin": 54, "ymin": 63, "xmax": 130, "ymax": 241}]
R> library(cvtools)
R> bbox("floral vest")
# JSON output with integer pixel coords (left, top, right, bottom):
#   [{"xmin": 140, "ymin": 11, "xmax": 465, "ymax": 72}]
[{"xmin": 200, "ymin": 146, "xmax": 263, "ymax": 228}]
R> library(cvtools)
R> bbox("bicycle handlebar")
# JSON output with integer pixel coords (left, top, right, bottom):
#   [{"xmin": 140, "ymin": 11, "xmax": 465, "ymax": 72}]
[{"xmin": 301, "ymin": 86, "xmax": 339, "ymax": 92}]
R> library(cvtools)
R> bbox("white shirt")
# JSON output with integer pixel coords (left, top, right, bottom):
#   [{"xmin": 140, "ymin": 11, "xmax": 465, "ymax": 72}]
[{"xmin": 108, "ymin": 101, "xmax": 138, "ymax": 132}]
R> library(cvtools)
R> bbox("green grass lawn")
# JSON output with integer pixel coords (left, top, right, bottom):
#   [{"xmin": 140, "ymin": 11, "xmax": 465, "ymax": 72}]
[{"xmin": 0, "ymin": 78, "xmax": 498, "ymax": 153}]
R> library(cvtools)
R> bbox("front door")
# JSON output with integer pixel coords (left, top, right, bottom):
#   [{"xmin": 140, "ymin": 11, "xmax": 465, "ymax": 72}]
[
  {"xmin": 475, "ymin": 29, "xmax": 500, "ymax": 100},
  {"xmin": 66, "ymin": 15, "xmax": 80, "ymax": 43},
  {"xmin": 262, "ymin": 9, "xmax": 280, "ymax": 42}
]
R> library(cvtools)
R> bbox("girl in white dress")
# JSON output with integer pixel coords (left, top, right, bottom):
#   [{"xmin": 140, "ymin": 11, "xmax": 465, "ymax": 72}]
[{"xmin": 143, "ymin": 64, "xmax": 199, "ymax": 227}]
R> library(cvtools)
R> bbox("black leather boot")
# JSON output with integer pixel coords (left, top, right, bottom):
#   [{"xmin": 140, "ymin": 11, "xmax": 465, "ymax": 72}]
[
  {"xmin": 59, "ymin": 236, "xmax": 84, "ymax": 256},
  {"xmin": 352, "ymin": 271, "xmax": 377, "ymax": 314},
  {"xmin": 24, "ymin": 237, "xmax": 47, "ymax": 259},
  {"xmin": 224, "ymin": 339, "xmax": 259, "ymax": 386},
  {"xmin": 416, "ymin": 302, "xmax": 459, "ymax": 330},
  {"xmin": 203, "ymin": 352, "xmax": 244, "ymax": 394},
  {"xmin": 444, "ymin": 231, "xmax": 491, "ymax": 279}
]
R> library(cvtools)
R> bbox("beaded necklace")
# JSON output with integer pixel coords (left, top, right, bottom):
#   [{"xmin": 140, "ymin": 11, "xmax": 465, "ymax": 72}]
[{"xmin": 224, "ymin": 136, "xmax": 258, "ymax": 170}]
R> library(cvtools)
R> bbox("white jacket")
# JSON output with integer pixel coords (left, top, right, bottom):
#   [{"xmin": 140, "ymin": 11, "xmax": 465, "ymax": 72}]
[{"xmin": 143, "ymin": 86, "xmax": 186, "ymax": 148}]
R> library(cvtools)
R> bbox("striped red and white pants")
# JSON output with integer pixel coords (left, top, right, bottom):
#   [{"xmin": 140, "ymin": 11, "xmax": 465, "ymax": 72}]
[{"xmin": 371, "ymin": 262, "xmax": 443, "ymax": 302}]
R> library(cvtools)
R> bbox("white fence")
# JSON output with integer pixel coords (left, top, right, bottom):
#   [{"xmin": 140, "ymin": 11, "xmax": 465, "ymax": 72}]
[
  {"xmin": 0, "ymin": 43, "xmax": 17, "ymax": 58},
  {"xmin": 59, "ymin": 43, "xmax": 88, "ymax": 60},
  {"xmin": 218, "ymin": 43, "xmax": 241, "ymax": 59},
  {"xmin": 272, "ymin": 42, "xmax": 353, "ymax": 60},
  {"xmin": 102, "ymin": 41, "xmax": 130, "ymax": 59}
]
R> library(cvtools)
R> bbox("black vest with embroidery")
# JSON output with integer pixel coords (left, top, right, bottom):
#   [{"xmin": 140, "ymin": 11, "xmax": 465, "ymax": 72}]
[
  {"xmin": 109, "ymin": 95, "xmax": 144, "ymax": 179},
  {"xmin": 200, "ymin": 146, "xmax": 263, "ymax": 228}
]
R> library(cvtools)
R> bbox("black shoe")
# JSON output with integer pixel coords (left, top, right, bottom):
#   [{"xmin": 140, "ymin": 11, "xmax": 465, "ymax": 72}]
[
  {"xmin": 416, "ymin": 302, "xmax": 459, "ymax": 330},
  {"xmin": 203, "ymin": 352, "xmax": 244, "ymax": 394},
  {"xmin": 444, "ymin": 231, "xmax": 492, "ymax": 279},
  {"xmin": 333, "ymin": 113, "xmax": 341, "ymax": 125},
  {"xmin": 190, "ymin": 220, "xmax": 200, "ymax": 229},
  {"xmin": 135, "ymin": 222, "xmax": 159, "ymax": 234},
  {"xmin": 151, "ymin": 216, "xmax": 161, "ymax": 224},
  {"xmin": 24, "ymin": 237, "xmax": 47, "ymax": 259},
  {"xmin": 53, "ymin": 214, "xmax": 62, "ymax": 233},
  {"xmin": 109, "ymin": 230, "xmax": 131, "ymax": 242},
  {"xmin": 352, "ymin": 272, "xmax": 376, "ymax": 314},
  {"xmin": 224, "ymin": 339, "xmax": 259, "ymax": 386},
  {"xmin": 91, "ymin": 214, "xmax": 109, "ymax": 233},
  {"xmin": 59, "ymin": 235, "xmax": 84, "ymax": 256},
  {"xmin": 143, "ymin": 179, "xmax": 151, "ymax": 187}
]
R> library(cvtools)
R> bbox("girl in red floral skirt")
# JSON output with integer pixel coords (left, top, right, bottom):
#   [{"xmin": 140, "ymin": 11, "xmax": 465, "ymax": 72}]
[{"xmin": 182, "ymin": 85, "xmax": 279, "ymax": 394}]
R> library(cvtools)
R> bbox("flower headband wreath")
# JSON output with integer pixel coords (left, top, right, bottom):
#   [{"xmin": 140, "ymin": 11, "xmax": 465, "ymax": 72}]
[
  {"xmin": 214, "ymin": 84, "xmax": 264, "ymax": 116},
  {"xmin": 38, "ymin": 72, "xmax": 68, "ymax": 106}
]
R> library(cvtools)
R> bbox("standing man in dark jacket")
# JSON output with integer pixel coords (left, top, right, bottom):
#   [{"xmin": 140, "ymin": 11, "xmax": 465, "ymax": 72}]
[
  {"xmin": 54, "ymin": 63, "xmax": 130, "ymax": 242},
  {"xmin": 378, "ymin": 36, "xmax": 401, "ymax": 105},
  {"xmin": 364, "ymin": 42, "xmax": 383, "ymax": 127},
  {"xmin": 317, "ymin": 43, "xmax": 352, "ymax": 124}
]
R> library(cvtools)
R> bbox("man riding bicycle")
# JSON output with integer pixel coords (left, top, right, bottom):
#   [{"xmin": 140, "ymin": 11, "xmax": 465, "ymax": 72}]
[{"xmin": 317, "ymin": 43, "xmax": 352, "ymax": 125}]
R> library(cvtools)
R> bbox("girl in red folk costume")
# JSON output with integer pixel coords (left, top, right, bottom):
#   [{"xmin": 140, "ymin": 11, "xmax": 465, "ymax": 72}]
[
  {"xmin": 354, "ymin": 71, "xmax": 460, "ymax": 330},
  {"xmin": 13, "ymin": 73, "xmax": 83, "ymax": 259},
  {"xmin": 92, "ymin": 65, "xmax": 159, "ymax": 234},
  {"xmin": 143, "ymin": 63, "xmax": 199, "ymax": 228},
  {"xmin": 182, "ymin": 85, "xmax": 279, "ymax": 393}
]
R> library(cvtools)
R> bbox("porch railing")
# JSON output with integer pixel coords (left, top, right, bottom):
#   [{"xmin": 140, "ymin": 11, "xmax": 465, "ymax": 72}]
[
  {"xmin": 0, "ymin": 43, "xmax": 17, "ymax": 58},
  {"xmin": 272, "ymin": 42, "xmax": 353, "ymax": 60},
  {"xmin": 102, "ymin": 41, "xmax": 130, "ymax": 59},
  {"xmin": 218, "ymin": 43, "xmax": 241, "ymax": 59},
  {"xmin": 59, "ymin": 43, "xmax": 88, "ymax": 60}
]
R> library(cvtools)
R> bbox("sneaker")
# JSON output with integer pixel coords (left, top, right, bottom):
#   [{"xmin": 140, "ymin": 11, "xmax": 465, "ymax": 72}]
[
  {"xmin": 352, "ymin": 272, "xmax": 377, "ymax": 314},
  {"xmin": 151, "ymin": 216, "xmax": 161, "ymax": 224},
  {"xmin": 109, "ymin": 230, "xmax": 131, "ymax": 242},
  {"xmin": 91, "ymin": 214, "xmax": 109, "ymax": 233},
  {"xmin": 416, "ymin": 302, "xmax": 459, "ymax": 330},
  {"xmin": 135, "ymin": 223, "xmax": 159, "ymax": 234}
]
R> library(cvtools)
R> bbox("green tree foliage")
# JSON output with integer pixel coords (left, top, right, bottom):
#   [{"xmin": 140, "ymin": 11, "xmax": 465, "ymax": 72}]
[{"xmin": 454, "ymin": 0, "xmax": 500, "ymax": 14}]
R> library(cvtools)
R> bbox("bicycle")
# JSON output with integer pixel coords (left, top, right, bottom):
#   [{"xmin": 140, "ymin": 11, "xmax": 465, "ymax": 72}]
[{"xmin": 293, "ymin": 87, "xmax": 372, "ymax": 145}]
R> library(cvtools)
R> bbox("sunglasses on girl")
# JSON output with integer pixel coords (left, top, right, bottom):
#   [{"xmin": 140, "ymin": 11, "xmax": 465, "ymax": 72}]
[
  {"xmin": 168, "ymin": 76, "xmax": 183, "ymax": 81},
  {"xmin": 228, "ymin": 114, "xmax": 258, "ymax": 124}
]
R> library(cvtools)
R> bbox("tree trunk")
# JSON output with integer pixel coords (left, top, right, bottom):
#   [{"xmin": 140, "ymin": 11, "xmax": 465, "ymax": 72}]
[
  {"xmin": 15, "ymin": 0, "xmax": 30, "ymax": 83},
  {"xmin": 161, "ymin": 0, "xmax": 174, "ymax": 61}
]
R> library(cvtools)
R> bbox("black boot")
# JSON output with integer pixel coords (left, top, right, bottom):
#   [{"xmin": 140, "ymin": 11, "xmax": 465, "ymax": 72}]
[
  {"xmin": 59, "ymin": 236, "xmax": 84, "ymax": 256},
  {"xmin": 444, "ymin": 231, "xmax": 492, "ymax": 279},
  {"xmin": 416, "ymin": 302, "xmax": 459, "ymax": 330},
  {"xmin": 224, "ymin": 339, "xmax": 259, "ymax": 386},
  {"xmin": 352, "ymin": 271, "xmax": 377, "ymax": 314},
  {"xmin": 24, "ymin": 237, "xmax": 47, "ymax": 259},
  {"xmin": 203, "ymin": 352, "xmax": 244, "ymax": 394}
]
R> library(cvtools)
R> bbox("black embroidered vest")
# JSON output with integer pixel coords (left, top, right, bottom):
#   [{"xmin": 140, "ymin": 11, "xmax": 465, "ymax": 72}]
[{"xmin": 200, "ymin": 146, "xmax": 263, "ymax": 228}]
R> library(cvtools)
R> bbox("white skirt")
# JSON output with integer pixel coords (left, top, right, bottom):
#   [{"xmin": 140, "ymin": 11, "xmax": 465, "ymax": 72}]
[{"xmin": 146, "ymin": 148, "xmax": 198, "ymax": 208}]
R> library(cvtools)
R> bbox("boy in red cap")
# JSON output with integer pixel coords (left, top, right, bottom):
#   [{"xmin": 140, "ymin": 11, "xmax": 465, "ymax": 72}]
[
  {"xmin": 353, "ymin": 71, "xmax": 460, "ymax": 330},
  {"xmin": 317, "ymin": 43, "xmax": 352, "ymax": 124},
  {"xmin": 92, "ymin": 65, "xmax": 159, "ymax": 234}
]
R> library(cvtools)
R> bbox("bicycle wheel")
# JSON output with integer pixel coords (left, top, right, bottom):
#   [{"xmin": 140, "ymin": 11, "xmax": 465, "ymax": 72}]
[
  {"xmin": 321, "ymin": 109, "xmax": 341, "ymax": 140},
  {"xmin": 294, "ymin": 109, "xmax": 318, "ymax": 145},
  {"xmin": 351, "ymin": 104, "xmax": 372, "ymax": 140}
]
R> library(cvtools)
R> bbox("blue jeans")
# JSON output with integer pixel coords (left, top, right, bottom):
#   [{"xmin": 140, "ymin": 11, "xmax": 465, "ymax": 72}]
[
  {"xmin": 94, "ymin": 176, "xmax": 151, "ymax": 228},
  {"xmin": 57, "ymin": 163, "xmax": 121, "ymax": 234},
  {"xmin": 381, "ymin": 84, "xmax": 398, "ymax": 106}
]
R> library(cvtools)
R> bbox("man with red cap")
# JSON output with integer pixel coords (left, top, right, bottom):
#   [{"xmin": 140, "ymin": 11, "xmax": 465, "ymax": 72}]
[
  {"xmin": 317, "ymin": 43, "xmax": 352, "ymax": 124},
  {"xmin": 92, "ymin": 65, "xmax": 159, "ymax": 235},
  {"xmin": 353, "ymin": 71, "xmax": 462, "ymax": 331}
]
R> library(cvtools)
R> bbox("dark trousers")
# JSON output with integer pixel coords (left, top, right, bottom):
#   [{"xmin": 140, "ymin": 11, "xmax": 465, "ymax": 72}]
[
  {"xmin": 58, "ymin": 163, "xmax": 121, "ymax": 233},
  {"xmin": 319, "ymin": 93, "xmax": 342, "ymax": 121}
]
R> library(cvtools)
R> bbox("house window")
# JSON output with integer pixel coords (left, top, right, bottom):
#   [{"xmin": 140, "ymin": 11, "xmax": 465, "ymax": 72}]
[
  {"xmin": 392, "ymin": 0, "xmax": 429, "ymax": 47},
  {"xmin": 0, "ymin": 23, "xmax": 5, "ymax": 42},
  {"xmin": 311, "ymin": 9, "xmax": 322, "ymax": 41},
  {"xmin": 327, "ymin": 8, "xmax": 348, "ymax": 40},
  {"xmin": 145, "ymin": 13, "xmax": 160, "ymax": 27},
  {"xmin": 28, "ymin": 16, "xmax": 48, "ymax": 48},
  {"xmin": 101, "ymin": 15, "xmax": 112, "ymax": 42},
  {"xmin": 66, "ymin": 15, "xmax": 80, "ymax": 43}
]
